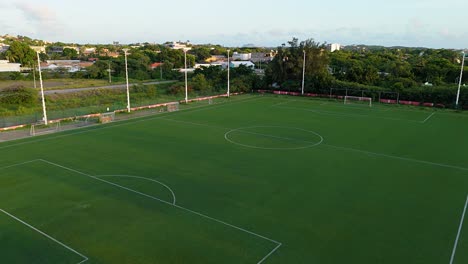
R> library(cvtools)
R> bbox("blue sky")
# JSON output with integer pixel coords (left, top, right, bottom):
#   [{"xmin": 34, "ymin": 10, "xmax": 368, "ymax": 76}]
[{"xmin": 0, "ymin": 0, "xmax": 467, "ymax": 48}]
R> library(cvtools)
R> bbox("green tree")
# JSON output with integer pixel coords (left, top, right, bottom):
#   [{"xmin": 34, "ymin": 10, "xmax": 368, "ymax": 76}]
[
  {"xmin": 62, "ymin": 48, "xmax": 78, "ymax": 60},
  {"xmin": 4, "ymin": 41, "xmax": 36, "ymax": 66}
]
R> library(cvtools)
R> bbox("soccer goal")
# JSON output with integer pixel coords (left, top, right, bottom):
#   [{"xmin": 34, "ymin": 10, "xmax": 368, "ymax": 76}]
[
  {"xmin": 99, "ymin": 112, "xmax": 115, "ymax": 123},
  {"xmin": 344, "ymin": 96, "xmax": 372, "ymax": 107},
  {"xmin": 167, "ymin": 102, "xmax": 179, "ymax": 112},
  {"xmin": 30, "ymin": 121, "xmax": 61, "ymax": 136}
]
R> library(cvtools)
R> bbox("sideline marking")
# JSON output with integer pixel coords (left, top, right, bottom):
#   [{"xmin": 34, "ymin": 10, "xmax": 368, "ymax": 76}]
[
  {"xmin": 36, "ymin": 159, "xmax": 282, "ymax": 263},
  {"xmin": 421, "ymin": 112, "xmax": 436, "ymax": 123},
  {"xmin": 0, "ymin": 208, "xmax": 89, "ymax": 264},
  {"xmin": 224, "ymin": 126, "xmax": 324, "ymax": 150},
  {"xmin": 96, "ymin": 175, "xmax": 176, "ymax": 205},
  {"xmin": 450, "ymin": 194, "xmax": 468, "ymax": 264},
  {"xmin": 0, "ymin": 95, "xmax": 263, "ymax": 150},
  {"xmin": 323, "ymin": 144, "xmax": 468, "ymax": 172},
  {"xmin": 275, "ymin": 105, "xmax": 423, "ymax": 123}
]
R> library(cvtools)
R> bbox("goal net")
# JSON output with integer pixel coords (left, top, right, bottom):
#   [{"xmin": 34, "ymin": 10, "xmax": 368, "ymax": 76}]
[
  {"xmin": 99, "ymin": 112, "xmax": 115, "ymax": 123},
  {"xmin": 344, "ymin": 96, "xmax": 372, "ymax": 107},
  {"xmin": 30, "ymin": 121, "xmax": 61, "ymax": 136},
  {"xmin": 167, "ymin": 102, "xmax": 179, "ymax": 112}
]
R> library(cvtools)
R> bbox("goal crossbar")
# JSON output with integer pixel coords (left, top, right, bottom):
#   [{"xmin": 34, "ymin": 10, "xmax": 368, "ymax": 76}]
[{"xmin": 344, "ymin": 96, "xmax": 372, "ymax": 107}]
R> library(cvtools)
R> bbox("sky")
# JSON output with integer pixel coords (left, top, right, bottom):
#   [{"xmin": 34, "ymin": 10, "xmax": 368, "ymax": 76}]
[{"xmin": 0, "ymin": 0, "xmax": 467, "ymax": 48}]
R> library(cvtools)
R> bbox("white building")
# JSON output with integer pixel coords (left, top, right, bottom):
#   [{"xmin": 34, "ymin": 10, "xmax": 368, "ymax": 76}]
[
  {"xmin": 232, "ymin": 52, "xmax": 251, "ymax": 61},
  {"xmin": 30, "ymin": 46, "xmax": 46, "ymax": 53},
  {"xmin": 166, "ymin": 41, "xmax": 192, "ymax": 50},
  {"xmin": 0, "ymin": 44, "xmax": 10, "ymax": 53},
  {"xmin": 330, "ymin": 43, "xmax": 341, "ymax": 52},
  {"xmin": 0, "ymin": 60, "xmax": 21, "ymax": 72}
]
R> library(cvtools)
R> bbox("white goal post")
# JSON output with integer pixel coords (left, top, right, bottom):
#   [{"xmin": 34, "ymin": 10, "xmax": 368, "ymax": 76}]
[
  {"xmin": 344, "ymin": 96, "xmax": 372, "ymax": 107},
  {"xmin": 166, "ymin": 102, "xmax": 179, "ymax": 112},
  {"xmin": 99, "ymin": 112, "xmax": 115, "ymax": 123},
  {"xmin": 30, "ymin": 121, "xmax": 61, "ymax": 136}
]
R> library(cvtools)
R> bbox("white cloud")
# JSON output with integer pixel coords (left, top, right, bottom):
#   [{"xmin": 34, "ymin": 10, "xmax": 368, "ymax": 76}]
[{"xmin": 13, "ymin": 1, "xmax": 64, "ymax": 37}]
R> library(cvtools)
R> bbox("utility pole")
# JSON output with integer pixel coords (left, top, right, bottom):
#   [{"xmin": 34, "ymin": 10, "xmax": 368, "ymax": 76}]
[
  {"xmin": 123, "ymin": 49, "xmax": 131, "ymax": 112},
  {"xmin": 456, "ymin": 50, "xmax": 465, "ymax": 108},
  {"xmin": 36, "ymin": 52, "xmax": 48, "ymax": 125},
  {"xmin": 227, "ymin": 49, "xmax": 230, "ymax": 97}
]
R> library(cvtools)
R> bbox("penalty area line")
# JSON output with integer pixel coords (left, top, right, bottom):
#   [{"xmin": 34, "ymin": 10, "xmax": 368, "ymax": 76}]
[
  {"xmin": 449, "ymin": 194, "xmax": 468, "ymax": 264},
  {"xmin": 421, "ymin": 112, "xmax": 436, "ymax": 123},
  {"xmin": 37, "ymin": 159, "xmax": 282, "ymax": 263},
  {"xmin": 0, "ymin": 208, "xmax": 88, "ymax": 264}
]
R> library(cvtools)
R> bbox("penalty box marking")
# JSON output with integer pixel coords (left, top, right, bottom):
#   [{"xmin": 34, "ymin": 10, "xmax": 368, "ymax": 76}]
[
  {"xmin": 0, "ymin": 159, "xmax": 281, "ymax": 264},
  {"xmin": 0, "ymin": 209, "xmax": 89, "ymax": 264}
]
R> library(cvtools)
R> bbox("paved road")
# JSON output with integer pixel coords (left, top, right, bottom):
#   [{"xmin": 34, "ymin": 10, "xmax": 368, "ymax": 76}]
[{"xmin": 43, "ymin": 80, "xmax": 176, "ymax": 95}]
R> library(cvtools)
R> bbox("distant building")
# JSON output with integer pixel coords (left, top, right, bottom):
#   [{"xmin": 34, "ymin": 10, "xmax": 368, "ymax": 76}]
[
  {"xmin": 0, "ymin": 44, "xmax": 10, "ymax": 53},
  {"xmin": 82, "ymin": 47, "xmax": 96, "ymax": 55},
  {"xmin": 150, "ymin": 62, "xmax": 164, "ymax": 70},
  {"xmin": 165, "ymin": 41, "xmax": 191, "ymax": 50},
  {"xmin": 41, "ymin": 60, "xmax": 93, "ymax": 72},
  {"xmin": 99, "ymin": 48, "xmax": 119, "ymax": 58},
  {"xmin": 205, "ymin": 55, "xmax": 226, "ymax": 63},
  {"xmin": 30, "ymin": 46, "xmax": 46, "ymax": 53},
  {"xmin": 0, "ymin": 60, "xmax": 21, "ymax": 72},
  {"xmin": 250, "ymin": 52, "xmax": 275, "ymax": 63},
  {"xmin": 48, "ymin": 46, "xmax": 64, "ymax": 54},
  {"xmin": 232, "ymin": 52, "xmax": 251, "ymax": 61},
  {"xmin": 329, "ymin": 43, "xmax": 341, "ymax": 52}
]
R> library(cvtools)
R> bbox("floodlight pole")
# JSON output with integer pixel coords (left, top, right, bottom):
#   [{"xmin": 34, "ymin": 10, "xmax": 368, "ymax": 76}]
[
  {"xmin": 36, "ymin": 52, "xmax": 48, "ymax": 125},
  {"xmin": 302, "ymin": 50, "xmax": 306, "ymax": 95},
  {"xmin": 123, "ymin": 49, "xmax": 131, "ymax": 112},
  {"xmin": 184, "ymin": 48, "xmax": 188, "ymax": 103},
  {"xmin": 108, "ymin": 61, "xmax": 112, "ymax": 83},
  {"xmin": 456, "ymin": 50, "xmax": 465, "ymax": 108},
  {"xmin": 227, "ymin": 49, "xmax": 230, "ymax": 97},
  {"xmin": 32, "ymin": 63, "xmax": 36, "ymax": 89}
]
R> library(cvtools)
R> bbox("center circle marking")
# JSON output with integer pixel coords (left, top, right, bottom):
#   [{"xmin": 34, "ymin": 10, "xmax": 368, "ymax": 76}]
[{"xmin": 224, "ymin": 126, "xmax": 324, "ymax": 150}]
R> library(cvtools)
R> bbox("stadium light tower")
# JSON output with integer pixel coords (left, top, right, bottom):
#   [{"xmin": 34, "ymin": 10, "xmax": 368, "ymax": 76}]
[
  {"xmin": 456, "ymin": 50, "xmax": 466, "ymax": 108},
  {"xmin": 302, "ymin": 50, "xmax": 306, "ymax": 95},
  {"xmin": 183, "ymin": 48, "xmax": 189, "ymax": 103},
  {"xmin": 36, "ymin": 51, "xmax": 48, "ymax": 125},
  {"xmin": 123, "ymin": 49, "xmax": 131, "ymax": 112},
  {"xmin": 227, "ymin": 49, "xmax": 230, "ymax": 97}
]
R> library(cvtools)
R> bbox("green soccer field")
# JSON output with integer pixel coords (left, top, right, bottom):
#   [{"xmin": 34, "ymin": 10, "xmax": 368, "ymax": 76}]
[{"xmin": 1, "ymin": 94, "xmax": 468, "ymax": 264}]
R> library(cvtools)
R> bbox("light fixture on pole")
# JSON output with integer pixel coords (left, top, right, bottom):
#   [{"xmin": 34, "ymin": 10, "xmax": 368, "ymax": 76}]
[
  {"xmin": 456, "ymin": 50, "xmax": 465, "ymax": 108},
  {"xmin": 183, "ymin": 48, "xmax": 189, "ymax": 103},
  {"xmin": 123, "ymin": 49, "xmax": 131, "ymax": 112},
  {"xmin": 36, "ymin": 51, "xmax": 48, "ymax": 125},
  {"xmin": 302, "ymin": 50, "xmax": 306, "ymax": 95},
  {"xmin": 227, "ymin": 49, "xmax": 230, "ymax": 97}
]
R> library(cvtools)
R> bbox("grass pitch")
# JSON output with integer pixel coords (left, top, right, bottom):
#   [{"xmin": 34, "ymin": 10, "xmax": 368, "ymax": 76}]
[{"xmin": 1, "ymin": 94, "xmax": 468, "ymax": 264}]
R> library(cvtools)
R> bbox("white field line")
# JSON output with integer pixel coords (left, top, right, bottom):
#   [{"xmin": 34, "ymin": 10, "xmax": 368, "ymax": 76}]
[
  {"xmin": 271, "ymin": 100, "xmax": 296, "ymax": 107},
  {"xmin": 0, "ymin": 95, "xmax": 263, "ymax": 150},
  {"xmin": 37, "ymin": 159, "xmax": 282, "ymax": 263},
  {"xmin": 96, "ymin": 175, "xmax": 176, "ymax": 205},
  {"xmin": 275, "ymin": 105, "xmax": 423, "ymax": 123},
  {"xmin": 257, "ymin": 242, "xmax": 282, "ymax": 264},
  {"xmin": 450, "ymin": 195, "xmax": 468, "ymax": 264},
  {"xmin": 323, "ymin": 144, "xmax": 468, "ymax": 172},
  {"xmin": 0, "ymin": 159, "xmax": 40, "ymax": 170},
  {"xmin": 421, "ymin": 112, "xmax": 436, "ymax": 123},
  {"xmin": 159, "ymin": 117, "xmax": 468, "ymax": 172},
  {"xmin": 0, "ymin": 208, "xmax": 88, "ymax": 264}
]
